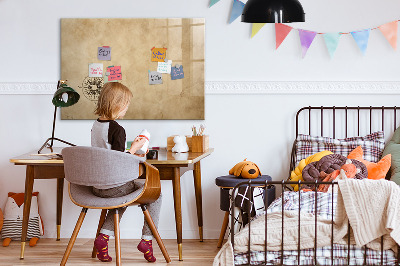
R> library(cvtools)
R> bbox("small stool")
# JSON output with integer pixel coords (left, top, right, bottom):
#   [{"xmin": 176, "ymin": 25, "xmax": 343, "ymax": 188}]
[{"xmin": 215, "ymin": 175, "xmax": 275, "ymax": 248}]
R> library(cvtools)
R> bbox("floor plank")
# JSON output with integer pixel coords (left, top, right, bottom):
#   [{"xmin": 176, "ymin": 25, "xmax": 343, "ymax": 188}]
[{"xmin": 0, "ymin": 239, "xmax": 221, "ymax": 265}]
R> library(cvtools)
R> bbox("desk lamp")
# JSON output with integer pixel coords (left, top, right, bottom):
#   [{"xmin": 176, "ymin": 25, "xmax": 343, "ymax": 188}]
[
  {"xmin": 241, "ymin": 0, "xmax": 305, "ymax": 23},
  {"xmin": 38, "ymin": 80, "xmax": 80, "ymax": 154}
]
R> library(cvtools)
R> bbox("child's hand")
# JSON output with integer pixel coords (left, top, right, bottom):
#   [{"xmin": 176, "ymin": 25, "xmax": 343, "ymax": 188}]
[
  {"xmin": 134, "ymin": 149, "xmax": 149, "ymax": 157},
  {"xmin": 128, "ymin": 137, "xmax": 147, "ymax": 155}
]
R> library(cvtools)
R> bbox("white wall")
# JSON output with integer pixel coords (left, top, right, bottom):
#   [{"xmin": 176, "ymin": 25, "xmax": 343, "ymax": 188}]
[{"xmin": 1, "ymin": 0, "xmax": 400, "ymax": 240}]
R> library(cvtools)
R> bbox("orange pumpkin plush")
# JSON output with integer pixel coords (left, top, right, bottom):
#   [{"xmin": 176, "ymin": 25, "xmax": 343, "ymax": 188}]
[
  {"xmin": 347, "ymin": 146, "xmax": 391, "ymax": 180},
  {"xmin": 229, "ymin": 159, "xmax": 261, "ymax": 179}
]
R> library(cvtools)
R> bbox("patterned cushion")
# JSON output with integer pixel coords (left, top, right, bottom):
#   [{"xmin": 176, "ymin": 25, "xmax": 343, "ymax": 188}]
[{"xmin": 295, "ymin": 131, "xmax": 385, "ymax": 166}]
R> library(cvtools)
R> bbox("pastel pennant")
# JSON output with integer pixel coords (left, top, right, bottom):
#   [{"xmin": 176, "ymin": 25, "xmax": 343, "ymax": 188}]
[
  {"xmin": 351, "ymin": 29, "xmax": 370, "ymax": 55},
  {"xmin": 275, "ymin": 23, "xmax": 293, "ymax": 49},
  {"xmin": 229, "ymin": 0, "xmax": 245, "ymax": 24},
  {"xmin": 251, "ymin": 23, "xmax": 266, "ymax": 38},
  {"xmin": 298, "ymin": 29, "xmax": 317, "ymax": 58},
  {"xmin": 209, "ymin": 0, "xmax": 220, "ymax": 7},
  {"xmin": 378, "ymin": 21, "xmax": 398, "ymax": 50},
  {"xmin": 323, "ymin": 33, "xmax": 341, "ymax": 58}
]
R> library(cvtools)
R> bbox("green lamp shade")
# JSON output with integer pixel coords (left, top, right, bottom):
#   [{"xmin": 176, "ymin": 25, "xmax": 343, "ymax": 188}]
[{"xmin": 52, "ymin": 84, "xmax": 80, "ymax": 107}]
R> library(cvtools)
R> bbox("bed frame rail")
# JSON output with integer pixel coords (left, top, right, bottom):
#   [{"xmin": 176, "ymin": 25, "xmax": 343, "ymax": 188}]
[
  {"xmin": 231, "ymin": 180, "xmax": 400, "ymax": 266},
  {"xmin": 289, "ymin": 106, "xmax": 400, "ymax": 181},
  {"xmin": 230, "ymin": 106, "xmax": 400, "ymax": 266}
]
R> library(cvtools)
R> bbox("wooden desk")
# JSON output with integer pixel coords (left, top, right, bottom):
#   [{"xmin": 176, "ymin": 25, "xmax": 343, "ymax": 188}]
[{"xmin": 10, "ymin": 147, "xmax": 213, "ymax": 261}]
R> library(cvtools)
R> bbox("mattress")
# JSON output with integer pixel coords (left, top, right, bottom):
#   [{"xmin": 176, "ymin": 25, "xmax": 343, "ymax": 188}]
[{"xmin": 233, "ymin": 191, "xmax": 397, "ymax": 265}]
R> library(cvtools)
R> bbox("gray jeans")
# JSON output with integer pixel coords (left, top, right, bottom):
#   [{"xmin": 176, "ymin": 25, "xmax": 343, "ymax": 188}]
[{"xmin": 92, "ymin": 180, "xmax": 162, "ymax": 240}]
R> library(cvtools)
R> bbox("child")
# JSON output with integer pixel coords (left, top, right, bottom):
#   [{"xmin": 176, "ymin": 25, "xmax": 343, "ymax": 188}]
[{"xmin": 91, "ymin": 82, "xmax": 162, "ymax": 263}]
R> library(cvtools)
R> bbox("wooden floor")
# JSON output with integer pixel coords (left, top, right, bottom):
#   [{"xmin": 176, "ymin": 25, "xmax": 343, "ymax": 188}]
[{"xmin": 0, "ymin": 239, "xmax": 222, "ymax": 265}]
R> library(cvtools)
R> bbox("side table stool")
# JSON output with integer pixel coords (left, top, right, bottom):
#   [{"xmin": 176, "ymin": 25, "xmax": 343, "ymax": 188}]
[{"xmin": 215, "ymin": 175, "xmax": 275, "ymax": 248}]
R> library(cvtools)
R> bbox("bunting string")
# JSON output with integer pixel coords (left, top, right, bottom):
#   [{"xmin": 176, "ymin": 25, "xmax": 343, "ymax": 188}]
[
  {"xmin": 209, "ymin": 0, "xmax": 400, "ymax": 58},
  {"xmin": 285, "ymin": 20, "xmax": 400, "ymax": 35}
]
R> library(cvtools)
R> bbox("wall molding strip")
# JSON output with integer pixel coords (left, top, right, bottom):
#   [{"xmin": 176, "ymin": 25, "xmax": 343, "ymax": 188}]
[{"xmin": 1, "ymin": 81, "xmax": 400, "ymax": 95}]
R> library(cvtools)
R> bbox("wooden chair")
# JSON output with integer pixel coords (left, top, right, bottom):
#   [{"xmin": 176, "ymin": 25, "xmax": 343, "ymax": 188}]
[{"xmin": 60, "ymin": 146, "xmax": 171, "ymax": 265}]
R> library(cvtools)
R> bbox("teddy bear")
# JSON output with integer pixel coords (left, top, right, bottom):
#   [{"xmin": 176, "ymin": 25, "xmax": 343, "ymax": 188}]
[
  {"xmin": 172, "ymin": 135, "xmax": 189, "ymax": 153},
  {"xmin": 1, "ymin": 192, "xmax": 44, "ymax": 247},
  {"xmin": 229, "ymin": 159, "xmax": 261, "ymax": 179}
]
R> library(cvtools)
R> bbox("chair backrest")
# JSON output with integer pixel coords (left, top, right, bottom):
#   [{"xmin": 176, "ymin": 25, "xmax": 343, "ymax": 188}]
[{"xmin": 62, "ymin": 146, "xmax": 145, "ymax": 188}]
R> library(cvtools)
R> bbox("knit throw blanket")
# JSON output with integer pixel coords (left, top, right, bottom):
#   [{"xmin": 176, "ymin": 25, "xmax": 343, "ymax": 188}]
[
  {"xmin": 335, "ymin": 178, "xmax": 399, "ymax": 251},
  {"xmin": 213, "ymin": 179, "xmax": 400, "ymax": 266}
]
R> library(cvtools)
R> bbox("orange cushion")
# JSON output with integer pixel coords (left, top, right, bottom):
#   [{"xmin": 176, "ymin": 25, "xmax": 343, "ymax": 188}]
[{"xmin": 347, "ymin": 146, "xmax": 391, "ymax": 180}]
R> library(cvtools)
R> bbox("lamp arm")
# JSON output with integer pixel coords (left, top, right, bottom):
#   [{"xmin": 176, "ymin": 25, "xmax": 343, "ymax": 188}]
[{"xmin": 50, "ymin": 105, "xmax": 57, "ymax": 148}]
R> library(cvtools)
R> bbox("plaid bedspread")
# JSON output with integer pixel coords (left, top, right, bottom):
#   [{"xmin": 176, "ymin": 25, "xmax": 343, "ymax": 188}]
[{"xmin": 234, "ymin": 191, "xmax": 397, "ymax": 265}]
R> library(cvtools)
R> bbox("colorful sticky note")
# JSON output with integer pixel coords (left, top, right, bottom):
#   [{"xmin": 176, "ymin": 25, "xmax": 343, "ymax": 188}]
[
  {"xmin": 149, "ymin": 71, "xmax": 163, "ymax": 85},
  {"xmin": 107, "ymin": 65, "xmax": 122, "ymax": 81},
  {"xmin": 171, "ymin": 65, "xmax": 184, "ymax": 80},
  {"xmin": 89, "ymin": 63, "xmax": 103, "ymax": 77},
  {"xmin": 151, "ymin": 47, "xmax": 167, "ymax": 62},
  {"xmin": 98, "ymin": 46, "xmax": 111, "ymax": 60},
  {"xmin": 157, "ymin": 60, "xmax": 172, "ymax": 74}
]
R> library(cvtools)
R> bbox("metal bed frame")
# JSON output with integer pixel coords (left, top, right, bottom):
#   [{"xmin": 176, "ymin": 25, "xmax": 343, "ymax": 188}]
[{"xmin": 230, "ymin": 106, "xmax": 400, "ymax": 266}]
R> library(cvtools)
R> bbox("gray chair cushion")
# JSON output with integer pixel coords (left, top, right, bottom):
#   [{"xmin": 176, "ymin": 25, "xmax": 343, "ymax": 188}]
[{"xmin": 69, "ymin": 180, "xmax": 145, "ymax": 208}]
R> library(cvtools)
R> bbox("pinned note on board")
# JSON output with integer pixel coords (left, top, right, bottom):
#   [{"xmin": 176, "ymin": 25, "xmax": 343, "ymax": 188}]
[
  {"xmin": 171, "ymin": 64, "xmax": 184, "ymax": 80},
  {"xmin": 106, "ymin": 65, "xmax": 122, "ymax": 81},
  {"xmin": 89, "ymin": 63, "xmax": 103, "ymax": 77},
  {"xmin": 98, "ymin": 46, "xmax": 111, "ymax": 60},
  {"xmin": 157, "ymin": 60, "xmax": 172, "ymax": 74},
  {"xmin": 151, "ymin": 47, "xmax": 167, "ymax": 62},
  {"xmin": 149, "ymin": 71, "xmax": 163, "ymax": 85}
]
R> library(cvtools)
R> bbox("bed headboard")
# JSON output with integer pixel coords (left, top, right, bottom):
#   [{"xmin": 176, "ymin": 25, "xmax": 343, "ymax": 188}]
[{"xmin": 290, "ymin": 106, "xmax": 400, "ymax": 179}]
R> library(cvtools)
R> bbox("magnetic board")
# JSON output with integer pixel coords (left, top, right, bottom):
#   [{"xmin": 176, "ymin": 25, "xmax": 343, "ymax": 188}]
[{"xmin": 61, "ymin": 18, "xmax": 205, "ymax": 120}]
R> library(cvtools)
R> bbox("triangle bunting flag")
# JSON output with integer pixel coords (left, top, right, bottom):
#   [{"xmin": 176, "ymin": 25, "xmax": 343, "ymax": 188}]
[
  {"xmin": 378, "ymin": 21, "xmax": 398, "ymax": 50},
  {"xmin": 229, "ymin": 0, "xmax": 245, "ymax": 24},
  {"xmin": 209, "ymin": 0, "xmax": 220, "ymax": 7},
  {"xmin": 298, "ymin": 29, "xmax": 317, "ymax": 58},
  {"xmin": 251, "ymin": 23, "xmax": 266, "ymax": 38},
  {"xmin": 323, "ymin": 33, "xmax": 341, "ymax": 58},
  {"xmin": 351, "ymin": 29, "xmax": 370, "ymax": 55},
  {"xmin": 275, "ymin": 23, "xmax": 293, "ymax": 49}
]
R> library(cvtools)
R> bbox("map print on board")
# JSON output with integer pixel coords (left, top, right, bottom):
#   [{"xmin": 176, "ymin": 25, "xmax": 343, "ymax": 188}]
[{"xmin": 79, "ymin": 77, "xmax": 104, "ymax": 102}]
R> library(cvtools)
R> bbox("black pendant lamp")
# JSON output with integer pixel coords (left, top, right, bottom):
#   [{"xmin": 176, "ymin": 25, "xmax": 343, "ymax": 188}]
[{"xmin": 242, "ymin": 0, "xmax": 305, "ymax": 23}]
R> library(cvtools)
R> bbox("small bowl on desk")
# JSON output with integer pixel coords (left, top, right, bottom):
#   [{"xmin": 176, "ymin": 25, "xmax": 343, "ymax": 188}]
[{"xmin": 146, "ymin": 150, "xmax": 158, "ymax": 160}]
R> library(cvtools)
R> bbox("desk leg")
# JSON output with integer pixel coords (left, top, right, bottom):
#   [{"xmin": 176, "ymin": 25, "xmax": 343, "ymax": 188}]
[
  {"xmin": 20, "ymin": 165, "xmax": 35, "ymax": 259},
  {"xmin": 172, "ymin": 167, "xmax": 183, "ymax": 261},
  {"xmin": 193, "ymin": 161, "xmax": 203, "ymax": 242},
  {"xmin": 56, "ymin": 178, "xmax": 64, "ymax": 241}
]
